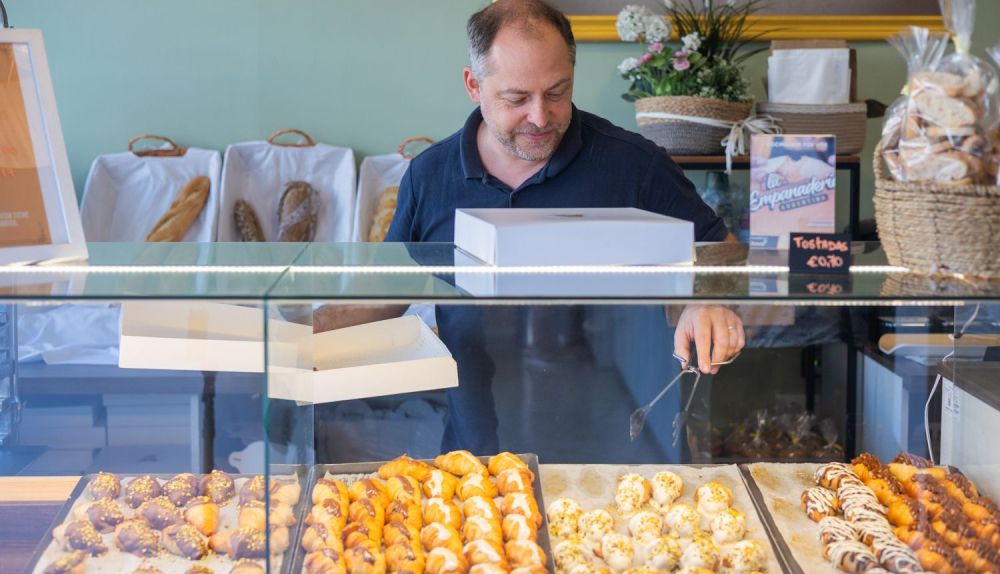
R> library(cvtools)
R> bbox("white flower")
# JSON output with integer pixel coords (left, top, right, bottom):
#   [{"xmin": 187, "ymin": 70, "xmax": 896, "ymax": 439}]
[
  {"xmin": 616, "ymin": 5, "xmax": 653, "ymax": 42},
  {"xmin": 662, "ymin": 0, "xmax": 674, "ymax": 9},
  {"xmin": 644, "ymin": 15, "xmax": 671, "ymax": 43},
  {"xmin": 682, "ymin": 32, "xmax": 702, "ymax": 52},
  {"xmin": 618, "ymin": 57, "xmax": 640, "ymax": 75}
]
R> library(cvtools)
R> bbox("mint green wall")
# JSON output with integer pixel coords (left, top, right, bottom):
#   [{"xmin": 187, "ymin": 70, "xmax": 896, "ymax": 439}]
[{"xmin": 7, "ymin": 0, "xmax": 1000, "ymax": 222}]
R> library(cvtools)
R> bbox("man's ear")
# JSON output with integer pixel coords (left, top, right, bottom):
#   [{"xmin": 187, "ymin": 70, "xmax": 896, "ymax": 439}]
[{"xmin": 463, "ymin": 67, "xmax": 482, "ymax": 104}]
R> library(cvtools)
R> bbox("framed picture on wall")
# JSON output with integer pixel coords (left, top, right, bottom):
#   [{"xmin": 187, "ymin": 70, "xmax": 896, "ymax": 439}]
[
  {"xmin": 0, "ymin": 28, "xmax": 87, "ymax": 265},
  {"xmin": 552, "ymin": 0, "xmax": 943, "ymax": 42}
]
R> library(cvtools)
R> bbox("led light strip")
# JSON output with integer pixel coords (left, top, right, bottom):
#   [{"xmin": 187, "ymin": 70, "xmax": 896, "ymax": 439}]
[{"xmin": 0, "ymin": 264, "xmax": 910, "ymax": 274}]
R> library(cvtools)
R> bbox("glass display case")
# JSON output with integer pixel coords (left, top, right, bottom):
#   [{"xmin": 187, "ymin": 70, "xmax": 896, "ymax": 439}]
[{"xmin": 3, "ymin": 241, "xmax": 1000, "ymax": 574}]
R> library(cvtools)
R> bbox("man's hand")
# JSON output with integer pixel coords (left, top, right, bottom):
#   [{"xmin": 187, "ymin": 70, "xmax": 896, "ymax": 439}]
[{"xmin": 672, "ymin": 305, "xmax": 745, "ymax": 374}]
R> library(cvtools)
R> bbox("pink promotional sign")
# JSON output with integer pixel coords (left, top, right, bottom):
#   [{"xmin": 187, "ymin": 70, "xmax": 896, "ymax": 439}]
[{"xmin": 749, "ymin": 134, "xmax": 836, "ymax": 249}]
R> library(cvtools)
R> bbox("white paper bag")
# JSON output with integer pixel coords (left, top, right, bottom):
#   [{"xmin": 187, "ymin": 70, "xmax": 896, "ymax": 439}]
[
  {"xmin": 217, "ymin": 129, "xmax": 356, "ymax": 242},
  {"xmin": 768, "ymin": 49, "xmax": 851, "ymax": 105},
  {"xmin": 353, "ymin": 136, "xmax": 433, "ymax": 242},
  {"xmin": 80, "ymin": 136, "xmax": 222, "ymax": 241}
]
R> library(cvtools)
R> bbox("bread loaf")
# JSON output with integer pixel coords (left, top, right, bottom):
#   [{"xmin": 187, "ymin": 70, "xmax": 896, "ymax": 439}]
[
  {"xmin": 233, "ymin": 199, "xmax": 266, "ymax": 242},
  {"xmin": 368, "ymin": 185, "xmax": 399, "ymax": 242},
  {"xmin": 146, "ymin": 176, "xmax": 210, "ymax": 242},
  {"xmin": 911, "ymin": 91, "xmax": 978, "ymax": 129},
  {"xmin": 277, "ymin": 181, "xmax": 319, "ymax": 242}
]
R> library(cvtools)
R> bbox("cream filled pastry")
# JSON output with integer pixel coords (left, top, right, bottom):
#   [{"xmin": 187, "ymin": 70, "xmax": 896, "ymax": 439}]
[
  {"xmin": 505, "ymin": 540, "xmax": 547, "ymax": 568},
  {"xmin": 615, "ymin": 474, "xmax": 651, "ymax": 516},
  {"xmin": 664, "ymin": 503, "xmax": 701, "ymax": 538},
  {"xmin": 694, "ymin": 482, "xmax": 733, "ymax": 516},
  {"xmin": 502, "ymin": 513, "xmax": 537, "ymax": 542},
  {"xmin": 627, "ymin": 511, "xmax": 663, "ymax": 544},
  {"xmin": 680, "ymin": 533, "xmax": 719, "ymax": 571},
  {"xmin": 720, "ymin": 539, "xmax": 766, "ymax": 574},
  {"xmin": 709, "ymin": 508, "xmax": 746, "ymax": 545},
  {"xmin": 817, "ymin": 516, "xmax": 858, "ymax": 546},
  {"xmin": 600, "ymin": 533, "xmax": 635, "ymax": 573},
  {"xmin": 578, "ymin": 509, "xmax": 615, "ymax": 544},
  {"xmin": 643, "ymin": 536, "xmax": 682, "ymax": 571},
  {"xmin": 546, "ymin": 497, "xmax": 583, "ymax": 540},
  {"xmin": 554, "ymin": 539, "xmax": 592, "ymax": 572},
  {"xmin": 650, "ymin": 471, "xmax": 683, "ymax": 512}
]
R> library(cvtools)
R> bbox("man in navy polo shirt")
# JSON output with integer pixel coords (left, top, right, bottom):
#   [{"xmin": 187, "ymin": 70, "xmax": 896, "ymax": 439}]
[{"xmin": 379, "ymin": 0, "xmax": 745, "ymax": 454}]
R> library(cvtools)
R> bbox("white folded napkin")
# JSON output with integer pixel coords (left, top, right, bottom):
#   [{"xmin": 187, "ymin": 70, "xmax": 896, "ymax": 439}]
[{"xmin": 768, "ymin": 48, "xmax": 851, "ymax": 105}]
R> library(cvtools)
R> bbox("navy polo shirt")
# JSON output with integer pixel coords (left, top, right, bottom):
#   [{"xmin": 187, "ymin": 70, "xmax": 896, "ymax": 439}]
[
  {"xmin": 385, "ymin": 105, "xmax": 727, "ymax": 244},
  {"xmin": 384, "ymin": 105, "xmax": 726, "ymax": 455}
]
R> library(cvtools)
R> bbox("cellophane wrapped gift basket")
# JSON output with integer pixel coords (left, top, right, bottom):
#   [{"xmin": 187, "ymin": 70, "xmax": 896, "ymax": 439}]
[{"xmin": 874, "ymin": 0, "xmax": 1000, "ymax": 276}]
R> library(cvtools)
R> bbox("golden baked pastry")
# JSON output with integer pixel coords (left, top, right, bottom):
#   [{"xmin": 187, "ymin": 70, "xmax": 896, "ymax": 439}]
[
  {"xmin": 146, "ymin": 176, "xmax": 211, "ymax": 242},
  {"xmin": 162, "ymin": 523, "xmax": 209, "ymax": 560},
  {"xmin": 463, "ymin": 496, "xmax": 501, "ymax": 523},
  {"xmin": 379, "ymin": 454, "xmax": 434, "ymax": 482},
  {"xmin": 384, "ymin": 520, "xmax": 420, "ymax": 549},
  {"xmin": 270, "ymin": 478, "xmax": 301, "ymax": 507},
  {"xmin": 501, "ymin": 513, "xmax": 537, "ymax": 543},
  {"xmin": 468, "ymin": 564, "xmax": 508, "ymax": 574},
  {"xmin": 184, "ymin": 496, "xmax": 220, "ymax": 536},
  {"xmin": 229, "ymin": 561, "xmax": 266, "ymax": 574},
  {"xmin": 309, "ymin": 497, "xmax": 350, "ymax": 532},
  {"xmin": 349, "ymin": 477, "xmax": 390, "ymax": 509},
  {"xmin": 645, "ymin": 536, "xmax": 682, "ymax": 571},
  {"xmin": 115, "ymin": 519, "xmax": 160, "ymax": 557},
  {"xmin": 74, "ymin": 498, "xmax": 124, "ymax": 533},
  {"xmin": 386, "ymin": 541, "xmax": 425, "ymax": 573},
  {"xmin": 42, "ymin": 551, "xmax": 87, "ymax": 574},
  {"xmin": 54, "ymin": 520, "xmax": 108, "ymax": 556},
  {"xmin": 694, "ymin": 481, "xmax": 733, "ymax": 515},
  {"xmin": 344, "ymin": 519, "xmax": 383, "ymax": 548},
  {"xmin": 457, "ymin": 470, "xmax": 498, "ymax": 501},
  {"xmin": 345, "ymin": 543, "xmax": 387, "ymax": 574},
  {"xmin": 139, "ymin": 496, "xmax": 184, "ymax": 530},
  {"xmin": 368, "ymin": 186, "xmax": 398, "ymax": 243},
  {"xmin": 664, "ymin": 503, "xmax": 700, "ymax": 538},
  {"xmin": 350, "ymin": 498, "xmax": 387, "ymax": 528},
  {"xmin": 650, "ymin": 471, "xmax": 683, "ymax": 512},
  {"xmin": 435, "ymin": 450, "xmax": 487, "ymax": 477},
  {"xmin": 164, "ymin": 473, "xmax": 199, "ymax": 507},
  {"xmin": 504, "ymin": 540, "xmax": 546, "ymax": 569},
  {"xmin": 545, "ymin": 497, "xmax": 582, "ymax": 540},
  {"xmin": 496, "ymin": 468, "xmax": 534, "ymax": 496},
  {"xmin": 462, "ymin": 539, "xmax": 508, "ymax": 569},
  {"xmin": 387, "ymin": 499, "xmax": 423, "ymax": 531},
  {"xmin": 125, "ymin": 475, "xmax": 162, "ymax": 508},
  {"xmin": 421, "ymin": 522, "xmax": 464, "ymax": 555},
  {"xmin": 386, "ymin": 475, "xmax": 423, "ymax": 504},
  {"xmin": 614, "ymin": 474, "xmax": 651, "ymax": 516},
  {"xmin": 424, "ymin": 497, "xmax": 463, "ymax": 530},
  {"xmin": 801, "ymin": 486, "xmax": 839, "ymax": 522},
  {"xmin": 277, "ymin": 181, "xmax": 319, "ymax": 242},
  {"xmin": 424, "ymin": 470, "xmax": 460, "ymax": 500},
  {"xmin": 305, "ymin": 548, "xmax": 348, "ymax": 574},
  {"xmin": 200, "ymin": 470, "xmax": 235, "ymax": 505},
  {"xmin": 499, "ymin": 493, "xmax": 542, "ymax": 527},
  {"xmin": 577, "ymin": 508, "xmax": 614, "ymax": 544},
  {"xmin": 208, "ymin": 527, "xmax": 269, "ymax": 559},
  {"xmin": 627, "ymin": 510, "xmax": 663, "ymax": 544},
  {"xmin": 709, "ymin": 508, "xmax": 747, "ymax": 545},
  {"xmin": 184, "ymin": 565, "xmax": 213, "ymax": 574},
  {"xmin": 462, "ymin": 516, "xmax": 504, "ymax": 547},
  {"xmin": 234, "ymin": 199, "xmax": 266, "ymax": 242},
  {"xmin": 314, "ymin": 478, "xmax": 351, "ymax": 512},
  {"xmin": 720, "ymin": 539, "xmax": 766, "ymax": 573},
  {"xmin": 487, "ymin": 452, "xmax": 528, "ymax": 477},
  {"xmin": 426, "ymin": 547, "xmax": 469, "ymax": 574},
  {"xmin": 553, "ymin": 539, "xmax": 590, "ymax": 572},
  {"xmin": 302, "ymin": 521, "xmax": 345, "ymax": 553},
  {"xmin": 87, "ymin": 472, "xmax": 121, "ymax": 501},
  {"xmin": 679, "ymin": 532, "xmax": 719, "ymax": 570}
]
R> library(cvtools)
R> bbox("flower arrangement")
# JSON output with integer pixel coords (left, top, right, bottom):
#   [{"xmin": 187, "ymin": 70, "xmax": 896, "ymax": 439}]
[{"xmin": 616, "ymin": 0, "xmax": 767, "ymax": 103}]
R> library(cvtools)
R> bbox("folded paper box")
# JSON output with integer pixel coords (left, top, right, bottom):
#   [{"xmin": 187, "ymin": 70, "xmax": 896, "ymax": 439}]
[
  {"xmin": 455, "ymin": 207, "xmax": 695, "ymax": 267},
  {"xmin": 119, "ymin": 302, "xmax": 457, "ymax": 403}
]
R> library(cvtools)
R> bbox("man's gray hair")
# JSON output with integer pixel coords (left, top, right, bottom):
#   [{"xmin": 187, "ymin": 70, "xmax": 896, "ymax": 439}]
[{"xmin": 467, "ymin": 0, "xmax": 576, "ymax": 78}]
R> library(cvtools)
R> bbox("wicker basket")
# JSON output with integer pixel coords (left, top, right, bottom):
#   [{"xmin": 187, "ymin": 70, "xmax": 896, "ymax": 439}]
[
  {"xmin": 873, "ymin": 146, "xmax": 1000, "ymax": 277},
  {"xmin": 757, "ymin": 102, "xmax": 867, "ymax": 155},
  {"xmin": 635, "ymin": 96, "xmax": 751, "ymax": 155}
]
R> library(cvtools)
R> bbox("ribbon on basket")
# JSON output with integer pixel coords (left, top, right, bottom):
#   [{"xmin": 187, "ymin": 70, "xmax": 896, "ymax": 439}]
[{"xmin": 635, "ymin": 112, "xmax": 783, "ymax": 172}]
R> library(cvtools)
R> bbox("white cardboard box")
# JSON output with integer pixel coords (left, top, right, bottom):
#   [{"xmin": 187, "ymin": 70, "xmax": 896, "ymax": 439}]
[
  {"xmin": 268, "ymin": 315, "xmax": 458, "ymax": 404},
  {"xmin": 454, "ymin": 207, "xmax": 695, "ymax": 266}
]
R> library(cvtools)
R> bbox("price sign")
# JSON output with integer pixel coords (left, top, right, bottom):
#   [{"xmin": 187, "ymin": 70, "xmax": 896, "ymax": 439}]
[{"xmin": 789, "ymin": 232, "xmax": 851, "ymax": 274}]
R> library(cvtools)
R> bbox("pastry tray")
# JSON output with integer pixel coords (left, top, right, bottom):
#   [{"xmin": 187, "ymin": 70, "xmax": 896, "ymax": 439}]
[
  {"xmin": 287, "ymin": 454, "xmax": 555, "ymax": 574},
  {"xmin": 23, "ymin": 466, "xmax": 310, "ymax": 574}
]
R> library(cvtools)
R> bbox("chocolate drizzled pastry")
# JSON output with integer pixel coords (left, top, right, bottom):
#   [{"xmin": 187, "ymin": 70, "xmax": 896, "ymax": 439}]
[
  {"xmin": 139, "ymin": 496, "xmax": 184, "ymax": 530},
  {"xmin": 125, "ymin": 475, "xmax": 163, "ymax": 508},
  {"xmin": 163, "ymin": 473, "xmax": 199, "ymax": 507},
  {"xmin": 76, "ymin": 498, "xmax": 125, "ymax": 533},
  {"xmin": 893, "ymin": 453, "xmax": 934, "ymax": 468},
  {"xmin": 229, "ymin": 561, "xmax": 266, "ymax": 574},
  {"xmin": 305, "ymin": 548, "xmax": 346, "ymax": 574},
  {"xmin": 200, "ymin": 470, "xmax": 235, "ymax": 504},
  {"xmin": 87, "ymin": 472, "xmax": 121, "ymax": 501},
  {"xmin": 239, "ymin": 475, "xmax": 266, "ymax": 505},
  {"xmin": 163, "ymin": 523, "xmax": 209, "ymax": 560},
  {"xmin": 54, "ymin": 520, "xmax": 108, "ymax": 556},
  {"xmin": 116, "ymin": 519, "xmax": 160, "ymax": 557},
  {"xmin": 185, "ymin": 566, "xmax": 214, "ymax": 574},
  {"xmin": 210, "ymin": 527, "xmax": 267, "ymax": 559},
  {"xmin": 43, "ymin": 551, "xmax": 87, "ymax": 574}
]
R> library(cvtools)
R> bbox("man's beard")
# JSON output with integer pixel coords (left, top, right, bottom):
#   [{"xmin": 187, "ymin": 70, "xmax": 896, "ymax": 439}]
[{"xmin": 492, "ymin": 124, "xmax": 564, "ymax": 162}]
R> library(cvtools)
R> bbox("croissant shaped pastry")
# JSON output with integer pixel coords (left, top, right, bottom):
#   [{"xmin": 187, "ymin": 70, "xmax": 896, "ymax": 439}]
[
  {"xmin": 509, "ymin": 566, "xmax": 548, "ymax": 574},
  {"xmin": 384, "ymin": 520, "xmax": 420, "ymax": 548},
  {"xmin": 125, "ymin": 475, "xmax": 163, "ymax": 509},
  {"xmin": 184, "ymin": 565, "xmax": 213, "ymax": 574},
  {"xmin": 487, "ymin": 452, "xmax": 528, "ymax": 477},
  {"xmin": 457, "ymin": 471, "xmax": 498, "ymax": 501},
  {"xmin": 500, "ymin": 493, "xmax": 542, "ymax": 527},
  {"xmin": 505, "ymin": 540, "xmax": 547, "ymax": 569},
  {"xmin": 350, "ymin": 497, "xmax": 386, "ymax": 526},
  {"xmin": 209, "ymin": 527, "xmax": 267, "ymax": 559},
  {"xmin": 302, "ymin": 522, "xmax": 345, "ymax": 553},
  {"xmin": 387, "ymin": 499, "xmax": 423, "ymax": 531},
  {"xmin": 54, "ymin": 520, "xmax": 108, "ymax": 556},
  {"xmin": 43, "ymin": 550, "xmax": 87, "ymax": 574},
  {"xmin": 184, "ymin": 496, "xmax": 220, "ymax": 536},
  {"xmin": 314, "ymin": 478, "xmax": 351, "ymax": 511},
  {"xmin": 345, "ymin": 544, "xmax": 387, "ymax": 574},
  {"xmin": 421, "ymin": 522, "xmax": 465, "ymax": 555},
  {"xmin": 386, "ymin": 474, "xmax": 423, "ymax": 504},
  {"xmin": 501, "ymin": 514, "xmax": 537, "ymax": 542},
  {"xmin": 463, "ymin": 496, "xmax": 501, "ymax": 523},
  {"xmin": 424, "ymin": 470, "xmax": 460, "ymax": 500},
  {"xmin": 162, "ymin": 523, "xmax": 208, "ymax": 560},
  {"xmin": 87, "ymin": 472, "xmax": 121, "ymax": 501},
  {"xmin": 496, "ymin": 468, "xmax": 534, "ymax": 496},
  {"xmin": 306, "ymin": 548, "xmax": 347, "ymax": 574},
  {"xmin": 200, "ymin": 470, "xmax": 236, "ymax": 505},
  {"xmin": 133, "ymin": 567, "xmax": 164, "ymax": 574},
  {"xmin": 164, "ymin": 473, "xmax": 199, "ymax": 507},
  {"xmin": 469, "ymin": 565, "xmax": 508, "ymax": 574},
  {"xmin": 426, "ymin": 547, "xmax": 470, "ymax": 574},
  {"xmin": 308, "ymin": 497, "xmax": 349, "ymax": 531},
  {"xmin": 463, "ymin": 516, "xmax": 504, "ymax": 547},
  {"xmin": 424, "ymin": 497, "xmax": 463, "ymax": 530},
  {"xmin": 229, "ymin": 561, "xmax": 266, "ymax": 574},
  {"xmin": 238, "ymin": 500, "xmax": 267, "ymax": 532},
  {"xmin": 378, "ymin": 454, "xmax": 434, "ymax": 482},
  {"xmin": 239, "ymin": 475, "xmax": 267, "ymax": 505},
  {"xmin": 270, "ymin": 479, "xmax": 301, "ymax": 506},
  {"xmin": 350, "ymin": 477, "xmax": 390, "ymax": 508},
  {"xmin": 462, "ymin": 539, "xmax": 508, "ymax": 568},
  {"xmin": 386, "ymin": 541, "xmax": 426, "ymax": 573},
  {"xmin": 139, "ymin": 496, "xmax": 184, "ymax": 530},
  {"xmin": 344, "ymin": 519, "xmax": 383, "ymax": 548},
  {"xmin": 115, "ymin": 519, "xmax": 160, "ymax": 557},
  {"xmin": 435, "ymin": 450, "xmax": 486, "ymax": 477},
  {"xmin": 75, "ymin": 498, "xmax": 125, "ymax": 533}
]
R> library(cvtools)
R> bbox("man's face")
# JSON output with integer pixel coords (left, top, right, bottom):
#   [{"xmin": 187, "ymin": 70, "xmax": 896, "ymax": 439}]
[{"xmin": 465, "ymin": 23, "xmax": 574, "ymax": 163}]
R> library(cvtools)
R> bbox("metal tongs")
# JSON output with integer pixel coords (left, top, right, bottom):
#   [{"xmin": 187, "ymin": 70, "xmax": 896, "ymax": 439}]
[{"xmin": 628, "ymin": 351, "xmax": 740, "ymax": 444}]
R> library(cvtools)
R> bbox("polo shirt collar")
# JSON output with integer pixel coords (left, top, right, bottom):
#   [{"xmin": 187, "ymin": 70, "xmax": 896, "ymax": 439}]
[{"xmin": 460, "ymin": 105, "xmax": 584, "ymax": 182}]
